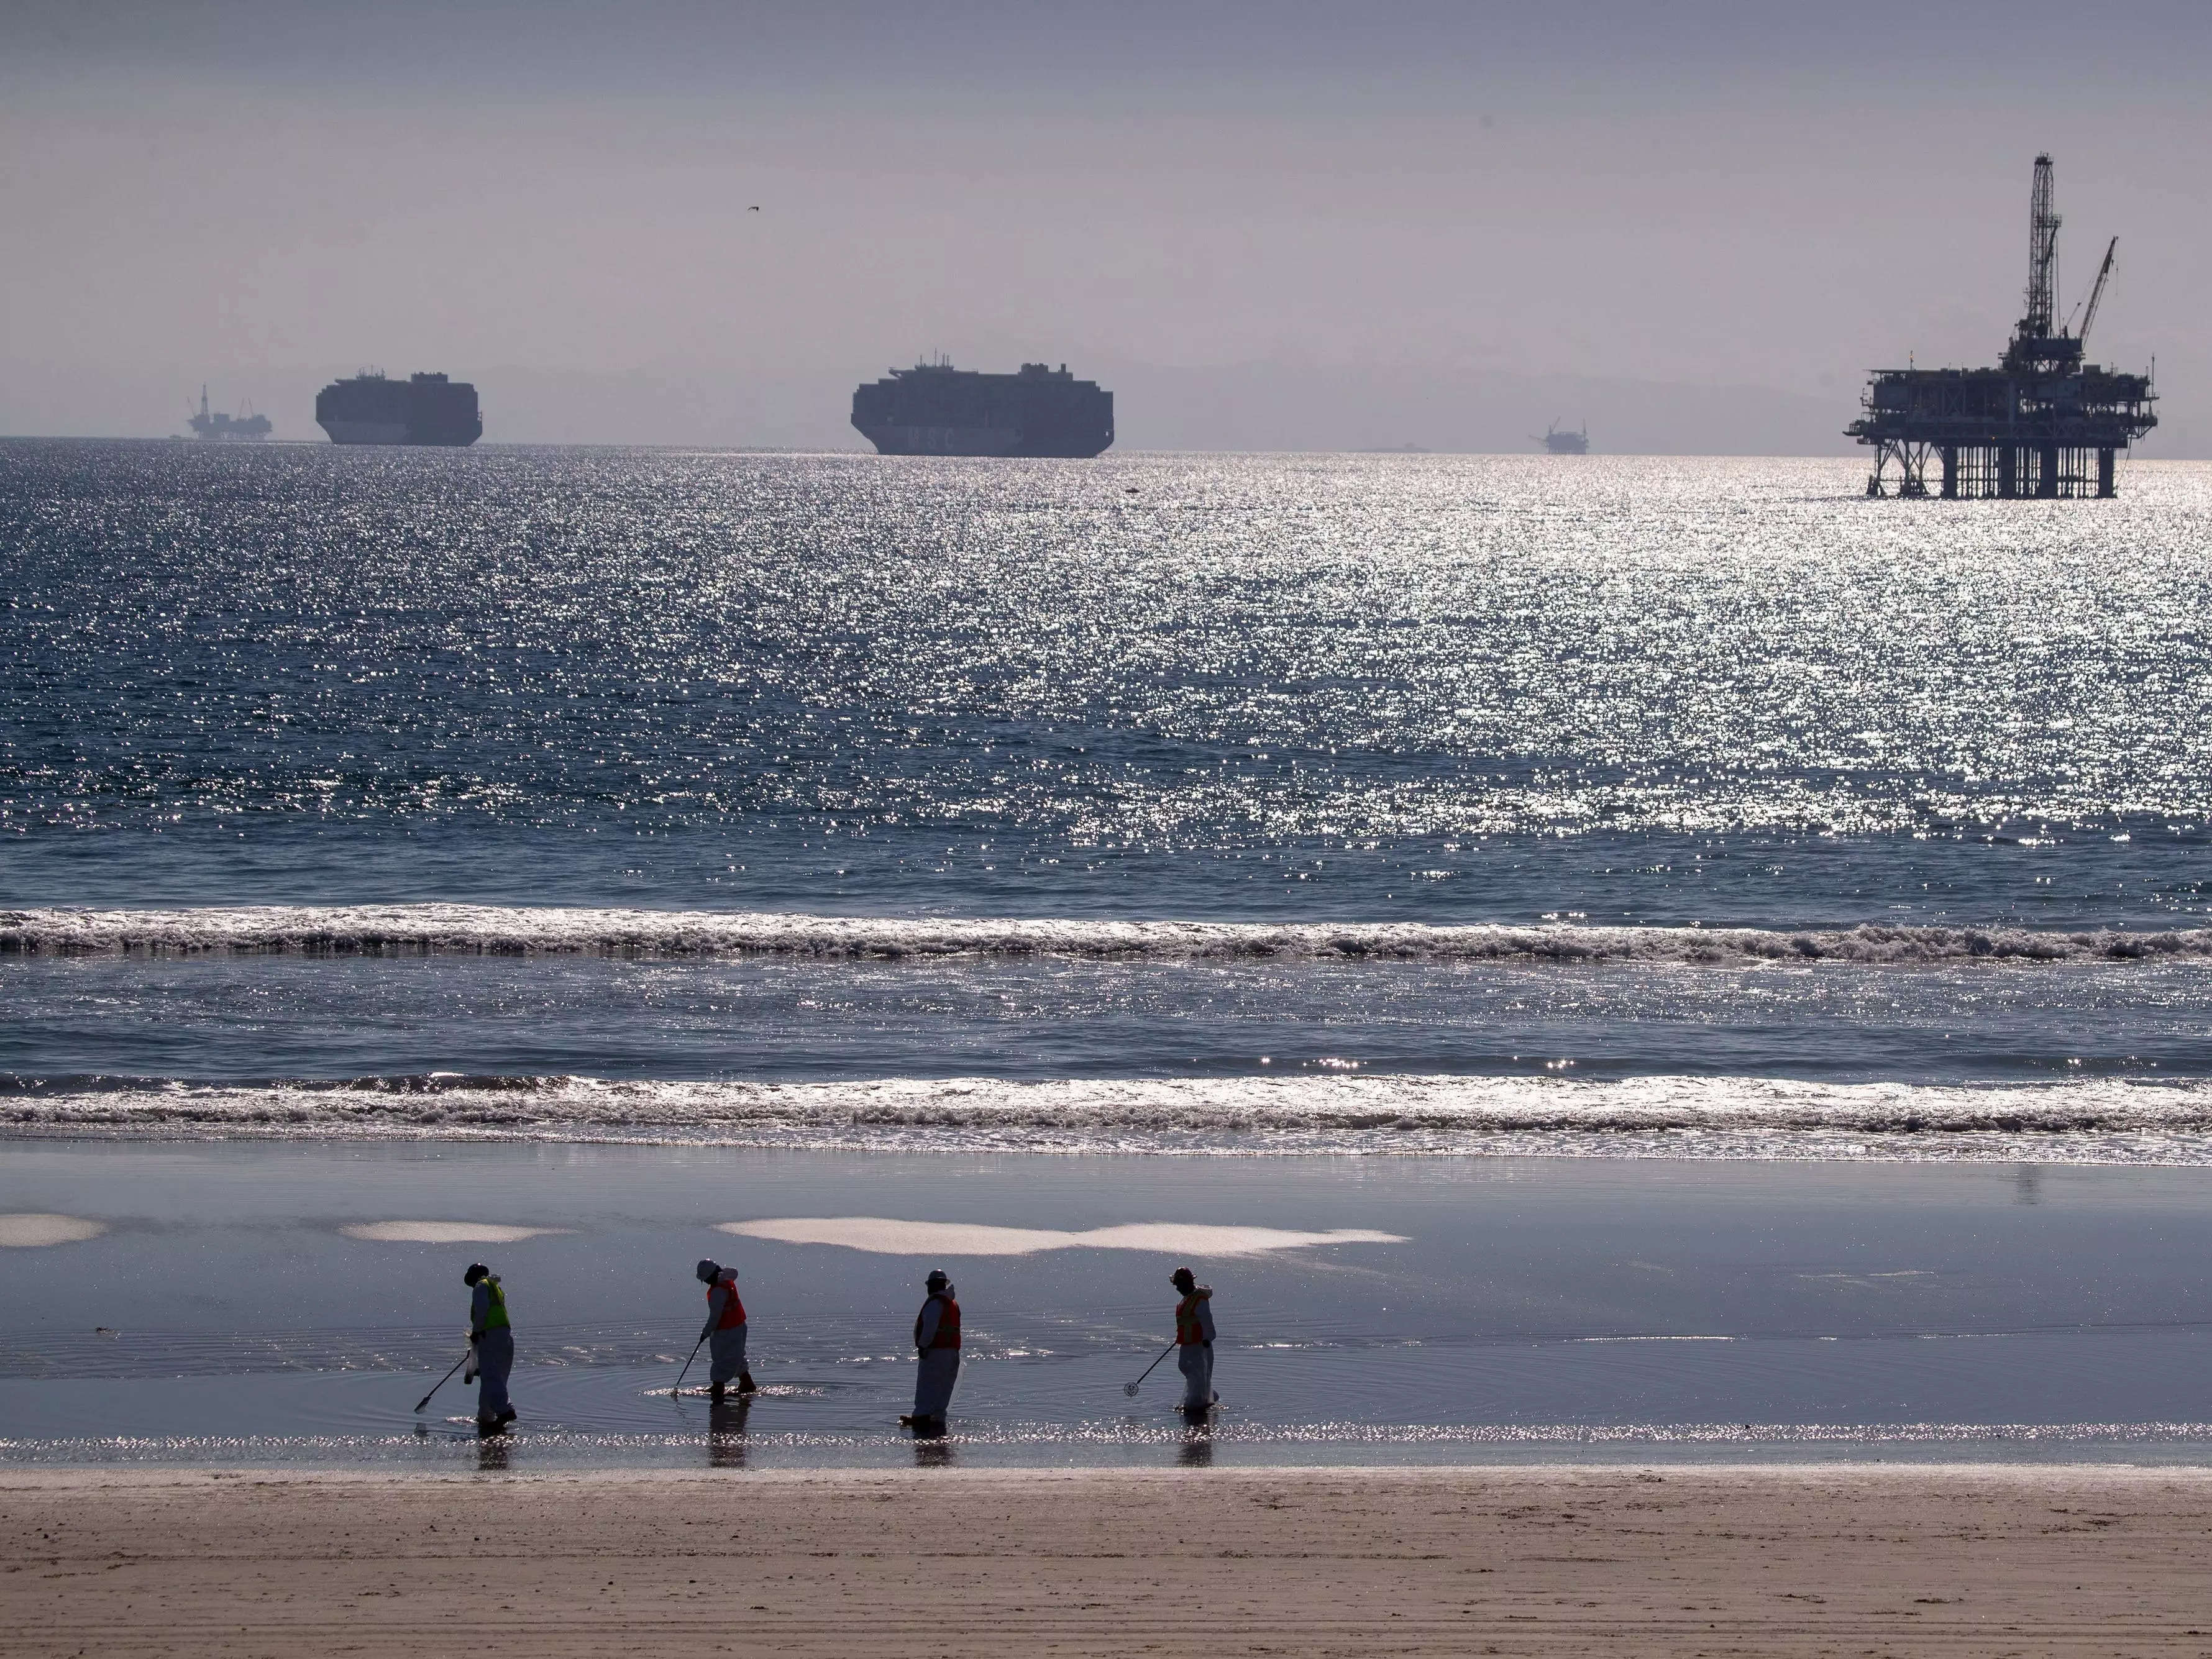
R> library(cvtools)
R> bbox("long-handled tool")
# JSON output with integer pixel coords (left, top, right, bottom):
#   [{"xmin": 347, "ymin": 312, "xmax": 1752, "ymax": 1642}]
[
  {"xmin": 1123, "ymin": 1340, "xmax": 1177, "ymax": 1398},
  {"xmin": 672, "ymin": 1333, "xmax": 707, "ymax": 1397},
  {"xmin": 415, "ymin": 1350, "xmax": 471, "ymax": 1414}
]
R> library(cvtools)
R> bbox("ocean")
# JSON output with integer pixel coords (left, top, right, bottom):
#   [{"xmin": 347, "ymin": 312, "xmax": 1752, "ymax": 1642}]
[{"xmin": 5, "ymin": 440, "xmax": 2211, "ymax": 1465}]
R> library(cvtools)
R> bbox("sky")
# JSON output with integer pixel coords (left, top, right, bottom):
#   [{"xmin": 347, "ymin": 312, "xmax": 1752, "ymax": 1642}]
[{"xmin": 5, "ymin": 1, "xmax": 2208, "ymax": 453}]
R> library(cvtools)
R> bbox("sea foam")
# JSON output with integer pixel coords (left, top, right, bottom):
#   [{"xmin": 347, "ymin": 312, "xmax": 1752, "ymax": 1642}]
[
  {"xmin": 6, "ymin": 903, "xmax": 2211, "ymax": 964},
  {"xmin": 8, "ymin": 1072, "xmax": 2212, "ymax": 1163}
]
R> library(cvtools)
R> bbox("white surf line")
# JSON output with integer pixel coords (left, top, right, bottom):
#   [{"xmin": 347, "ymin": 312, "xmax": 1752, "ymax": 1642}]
[
  {"xmin": 0, "ymin": 1213, "xmax": 107, "ymax": 1247},
  {"xmin": 339, "ymin": 1221, "xmax": 574, "ymax": 1243},
  {"xmin": 16, "ymin": 1072, "xmax": 2212, "ymax": 1137},
  {"xmin": 714, "ymin": 1217, "xmax": 1406, "ymax": 1256},
  {"xmin": 7, "ymin": 903, "xmax": 2212, "ymax": 963}
]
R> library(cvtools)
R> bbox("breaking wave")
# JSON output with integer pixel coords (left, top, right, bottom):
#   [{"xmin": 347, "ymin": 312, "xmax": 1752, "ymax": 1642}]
[
  {"xmin": 7, "ymin": 904, "xmax": 2212, "ymax": 964},
  {"xmin": 9, "ymin": 1072, "xmax": 2212, "ymax": 1162}
]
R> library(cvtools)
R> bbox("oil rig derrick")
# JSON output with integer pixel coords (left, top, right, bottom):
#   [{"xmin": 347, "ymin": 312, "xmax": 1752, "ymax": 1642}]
[{"xmin": 1849, "ymin": 155, "xmax": 2155, "ymax": 498}]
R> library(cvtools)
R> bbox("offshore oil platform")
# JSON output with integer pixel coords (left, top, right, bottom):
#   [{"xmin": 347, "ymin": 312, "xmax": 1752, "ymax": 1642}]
[
  {"xmin": 1849, "ymin": 155, "xmax": 2155, "ymax": 498},
  {"xmin": 185, "ymin": 386, "xmax": 272, "ymax": 442}
]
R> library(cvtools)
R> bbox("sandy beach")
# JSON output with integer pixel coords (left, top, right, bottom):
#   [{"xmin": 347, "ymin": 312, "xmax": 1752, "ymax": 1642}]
[{"xmin": 6, "ymin": 1463, "xmax": 2210, "ymax": 1656}]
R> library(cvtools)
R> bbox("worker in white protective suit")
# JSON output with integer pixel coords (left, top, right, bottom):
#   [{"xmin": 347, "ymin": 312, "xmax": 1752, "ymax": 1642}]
[
  {"xmin": 695, "ymin": 1259, "xmax": 757, "ymax": 1401},
  {"xmin": 900, "ymin": 1269, "xmax": 961, "ymax": 1433},
  {"xmin": 1170, "ymin": 1266, "xmax": 1216, "ymax": 1417}
]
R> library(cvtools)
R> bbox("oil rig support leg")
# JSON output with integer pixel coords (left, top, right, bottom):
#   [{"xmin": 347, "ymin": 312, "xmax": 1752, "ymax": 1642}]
[
  {"xmin": 2037, "ymin": 445, "xmax": 2060, "ymax": 499},
  {"xmin": 1998, "ymin": 447, "xmax": 2019, "ymax": 498},
  {"xmin": 2097, "ymin": 448, "xmax": 2117, "ymax": 498},
  {"xmin": 1940, "ymin": 446, "xmax": 1958, "ymax": 499}
]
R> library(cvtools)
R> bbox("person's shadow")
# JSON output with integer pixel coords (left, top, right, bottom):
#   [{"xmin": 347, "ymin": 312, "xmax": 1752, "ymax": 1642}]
[{"xmin": 475, "ymin": 1432, "xmax": 513, "ymax": 1473}]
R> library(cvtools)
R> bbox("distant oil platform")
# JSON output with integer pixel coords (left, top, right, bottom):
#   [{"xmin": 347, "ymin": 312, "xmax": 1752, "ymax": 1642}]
[
  {"xmin": 1849, "ymin": 155, "xmax": 2155, "ymax": 498},
  {"xmin": 1537, "ymin": 420, "xmax": 1589, "ymax": 455},
  {"xmin": 186, "ymin": 386, "xmax": 271, "ymax": 442}
]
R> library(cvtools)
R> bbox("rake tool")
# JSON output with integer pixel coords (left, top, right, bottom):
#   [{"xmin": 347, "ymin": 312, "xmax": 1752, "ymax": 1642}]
[{"xmin": 1123, "ymin": 1340, "xmax": 1177, "ymax": 1398}]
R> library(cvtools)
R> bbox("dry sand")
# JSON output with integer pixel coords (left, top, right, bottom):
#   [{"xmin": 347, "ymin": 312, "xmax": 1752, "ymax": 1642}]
[{"xmin": 6, "ymin": 1463, "xmax": 2212, "ymax": 1656}]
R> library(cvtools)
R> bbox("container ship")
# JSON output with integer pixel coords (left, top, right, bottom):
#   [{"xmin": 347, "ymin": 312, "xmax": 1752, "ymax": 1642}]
[
  {"xmin": 315, "ymin": 370, "xmax": 482, "ymax": 446},
  {"xmin": 851, "ymin": 359, "xmax": 1113, "ymax": 457}
]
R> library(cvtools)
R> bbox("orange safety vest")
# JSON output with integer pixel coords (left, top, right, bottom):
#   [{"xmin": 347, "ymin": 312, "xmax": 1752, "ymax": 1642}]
[
  {"xmin": 915, "ymin": 1293, "xmax": 961, "ymax": 1350},
  {"xmin": 708, "ymin": 1275, "xmax": 746, "ymax": 1329},
  {"xmin": 1175, "ymin": 1293, "xmax": 1210, "ymax": 1345}
]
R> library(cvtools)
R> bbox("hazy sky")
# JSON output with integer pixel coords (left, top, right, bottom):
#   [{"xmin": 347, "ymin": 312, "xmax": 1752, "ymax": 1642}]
[{"xmin": 6, "ymin": 2, "xmax": 2208, "ymax": 452}]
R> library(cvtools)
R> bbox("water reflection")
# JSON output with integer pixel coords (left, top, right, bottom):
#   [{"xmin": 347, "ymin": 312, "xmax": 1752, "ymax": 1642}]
[
  {"xmin": 707, "ymin": 1396, "xmax": 751, "ymax": 1469},
  {"xmin": 912, "ymin": 1435, "xmax": 957, "ymax": 1469}
]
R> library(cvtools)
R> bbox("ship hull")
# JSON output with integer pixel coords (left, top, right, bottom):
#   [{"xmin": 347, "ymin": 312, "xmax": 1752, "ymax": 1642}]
[
  {"xmin": 856, "ymin": 423, "xmax": 1110, "ymax": 459},
  {"xmin": 315, "ymin": 371, "xmax": 483, "ymax": 447},
  {"xmin": 852, "ymin": 361, "xmax": 1113, "ymax": 459},
  {"xmin": 319, "ymin": 428, "xmax": 478, "ymax": 447},
  {"xmin": 319, "ymin": 421, "xmax": 414, "ymax": 446}
]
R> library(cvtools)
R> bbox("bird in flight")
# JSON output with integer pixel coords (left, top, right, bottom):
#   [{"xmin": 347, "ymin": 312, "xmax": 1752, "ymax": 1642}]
[{"xmin": 749, "ymin": 205, "xmax": 761, "ymax": 212}]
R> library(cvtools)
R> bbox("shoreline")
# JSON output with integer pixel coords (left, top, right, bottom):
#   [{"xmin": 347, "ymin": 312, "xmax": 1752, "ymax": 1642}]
[
  {"xmin": 6, "ymin": 1456, "xmax": 2212, "ymax": 1485},
  {"xmin": 12, "ymin": 1120, "xmax": 2212, "ymax": 1167},
  {"xmin": 7, "ymin": 1464, "xmax": 2210, "ymax": 1655}
]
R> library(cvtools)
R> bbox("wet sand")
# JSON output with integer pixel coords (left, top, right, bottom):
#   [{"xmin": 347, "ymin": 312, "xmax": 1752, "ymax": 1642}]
[
  {"xmin": 6, "ymin": 1464, "xmax": 2211, "ymax": 1656},
  {"xmin": 19, "ymin": 1145, "xmax": 2212, "ymax": 1443}
]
